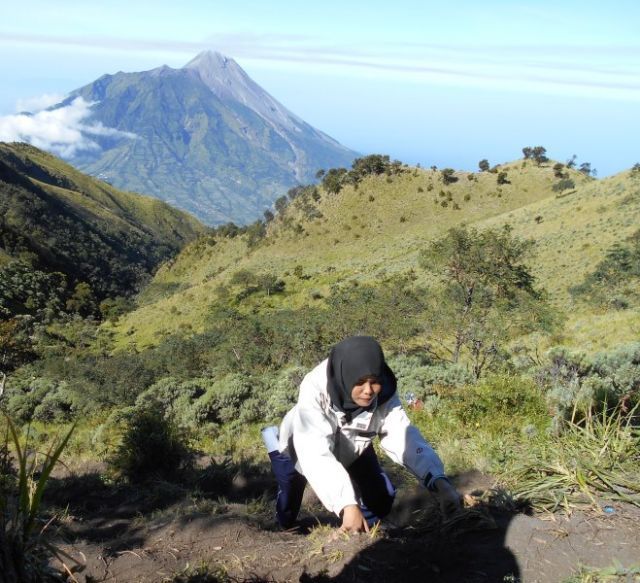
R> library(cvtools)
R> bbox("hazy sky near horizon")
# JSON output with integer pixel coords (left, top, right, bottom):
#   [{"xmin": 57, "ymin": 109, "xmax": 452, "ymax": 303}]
[{"xmin": 1, "ymin": 0, "xmax": 638, "ymax": 176}]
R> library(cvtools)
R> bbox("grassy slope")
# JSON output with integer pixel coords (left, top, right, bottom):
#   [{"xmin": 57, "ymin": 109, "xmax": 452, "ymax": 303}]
[
  {"xmin": 0, "ymin": 142, "xmax": 207, "ymax": 241},
  {"xmin": 109, "ymin": 160, "xmax": 640, "ymax": 352},
  {"xmin": 487, "ymin": 169, "xmax": 640, "ymax": 352}
]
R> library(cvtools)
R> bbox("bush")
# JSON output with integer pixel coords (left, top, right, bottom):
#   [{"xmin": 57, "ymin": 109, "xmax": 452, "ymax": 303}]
[
  {"xmin": 441, "ymin": 168, "xmax": 458, "ymax": 185},
  {"xmin": 388, "ymin": 354, "xmax": 473, "ymax": 401},
  {"xmin": 570, "ymin": 232, "xmax": 640, "ymax": 308},
  {"xmin": 535, "ymin": 344, "xmax": 640, "ymax": 427},
  {"xmin": 455, "ymin": 374, "xmax": 547, "ymax": 431},
  {"xmin": 132, "ymin": 377, "xmax": 212, "ymax": 427},
  {"xmin": 496, "ymin": 171, "xmax": 510, "ymax": 185},
  {"xmin": 552, "ymin": 178, "xmax": 575, "ymax": 192},
  {"xmin": 193, "ymin": 374, "xmax": 261, "ymax": 426},
  {"xmin": 32, "ymin": 383, "xmax": 75, "ymax": 423},
  {"xmin": 4, "ymin": 374, "xmax": 67, "ymax": 424},
  {"xmin": 109, "ymin": 406, "xmax": 193, "ymax": 482},
  {"xmin": 264, "ymin": 366, "xmax": 307, "ymax": 421}
]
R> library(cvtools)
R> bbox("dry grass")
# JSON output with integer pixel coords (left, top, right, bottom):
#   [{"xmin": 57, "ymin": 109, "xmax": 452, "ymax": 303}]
[
  {"xmin": 564, "ymin": 562, "xmax": 640, "ymax": 582},
  {"xmin": 506, "ymin": 405, "xmax": 640, "ymax": 513}
]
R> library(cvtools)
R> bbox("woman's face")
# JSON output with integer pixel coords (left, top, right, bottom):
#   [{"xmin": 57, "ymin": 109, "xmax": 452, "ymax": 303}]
[{"xmin": 351, "ymin": 376, "xmax": 383, "ymax": 407}]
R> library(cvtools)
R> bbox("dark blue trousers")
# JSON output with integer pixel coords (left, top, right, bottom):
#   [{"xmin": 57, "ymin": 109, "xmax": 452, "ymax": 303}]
[{"xmin": 269, "ymin": 444, "xmax": 396, "ymax": 528}]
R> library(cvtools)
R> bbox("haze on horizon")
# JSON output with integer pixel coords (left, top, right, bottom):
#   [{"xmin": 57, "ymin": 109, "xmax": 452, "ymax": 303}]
[{"xmin": 0, "ymin": 0, "xmax": 638, "ymax": 177}]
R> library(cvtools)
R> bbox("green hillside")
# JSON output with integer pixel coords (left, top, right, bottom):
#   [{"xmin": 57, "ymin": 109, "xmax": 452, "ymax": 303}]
[
  {"xmin": 0, "ymin": 142, "xmax": 208, "ymax": 318},
  {"xmin": 107, "ymin": 156, "xmax": 640, "ymax": 352}
]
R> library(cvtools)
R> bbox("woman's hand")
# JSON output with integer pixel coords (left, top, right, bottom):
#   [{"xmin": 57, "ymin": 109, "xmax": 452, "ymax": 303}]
[
  {"xmin": 340, "ymin": 505, "xmax": 369, "ymax": 533},
  {"xmin": 434, "ymin": 478, "xmax": 462, "ymax": 519}
]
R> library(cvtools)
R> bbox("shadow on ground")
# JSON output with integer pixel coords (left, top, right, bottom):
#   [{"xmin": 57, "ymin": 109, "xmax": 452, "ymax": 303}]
[
  {"xmin": 301, "ymin": 471, "xmax": 527, "ymax": 583},
  {"xmin": 43, "ymin": 456, "xmax": 277, "ymax": 548}
]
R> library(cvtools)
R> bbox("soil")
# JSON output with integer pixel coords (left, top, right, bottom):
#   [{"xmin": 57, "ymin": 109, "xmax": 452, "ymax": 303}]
[{"xmin": 44, "ymin": 463, "xmax": 640, "ymax": 583}]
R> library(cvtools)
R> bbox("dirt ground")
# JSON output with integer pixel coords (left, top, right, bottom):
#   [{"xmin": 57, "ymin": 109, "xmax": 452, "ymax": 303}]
[{"xmin": 45, "ymin": 464, "xmax": 640, "ymax": 583}]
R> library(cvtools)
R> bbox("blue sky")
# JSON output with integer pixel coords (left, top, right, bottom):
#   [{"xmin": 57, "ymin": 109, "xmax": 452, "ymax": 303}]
[{"xmin": 1, "ymin": 0, "xmax": 639, "ymax": 176}]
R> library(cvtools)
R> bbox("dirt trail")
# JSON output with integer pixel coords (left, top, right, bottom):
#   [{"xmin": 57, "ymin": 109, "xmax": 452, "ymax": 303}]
[{"xmin": 47, "ymin": 468, "xmax": 640, "ymax": 582}]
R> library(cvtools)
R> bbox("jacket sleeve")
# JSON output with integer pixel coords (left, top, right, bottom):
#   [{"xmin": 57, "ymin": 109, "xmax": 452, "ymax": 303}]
[
  {"xmin": 378, "ymin": 393, "xmax": 446, "ymax": 489},
  {"xmin": 292, "ymin": 376, "xmax": 358, "ymax": 516}
]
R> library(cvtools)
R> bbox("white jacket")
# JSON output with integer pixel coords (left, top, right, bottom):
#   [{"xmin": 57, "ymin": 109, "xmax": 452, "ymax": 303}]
[{"xmin": 278, "ymin": 359, "xmax": 446, "ymax": 516}]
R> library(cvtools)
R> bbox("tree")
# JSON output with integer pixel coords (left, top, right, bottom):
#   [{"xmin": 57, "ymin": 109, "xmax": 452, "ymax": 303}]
[
  {"xmin": 274, "ymin": 195, "xmax": 289, "ymax": 215},
  {"xmin": 441, "ymin": 168, "xmax": 458, "ymax": 185},
  {"xmin": 216, "ymin": 222, "xmax": 240, "ymax": 238},
  {"xmin": 0, "ymin": 261, "xmax": 68, "ymax": 321},
  {"xmin": 570, "ymin": 229, "xmax": 640, "ymax": 308},
  {"xmin": 579, "ymin": 162, "xmax": 592, "ymax": 176},
  {"xmin": 245, "ymin": 220, "xmax": 266, "ymax": 248},
  {"xmin": 256, "ymin": 274, "xmax": 285, "ymax": 296},
  {"xmin": 531, "ymin": 146, "xmax": 548, "ymax": 165},
  {"xmin": 478, "ymin": 159, "xmax": 490, "ymax": 172},
  {"xmin": 566, "ymin": 154, "xmax": 577, "ymax": 169},
  {"xmin": 321, "ymin": 168, "xmax": 348, "ymax": 195},
  {"xmin": 99, "ymin": 296, "xmax": 134, "ymax": 323},
  {"xmin": 418, "ymin": 225, "xmax": 557, "ymax": 378},
  {"xmin": 287, "ymin": 186, "xmax": 304, "ymax": 200},
  {"xmin": 351, "ymin": 154, "xmax": 390, "ymax": 178},
  {"xmin": 522, "ymin": 146, "xmax": 548, "ymax": 165},
  {"xmin": 553, "ymin": 163, "xmax": 566, "ymax": 178},
  {"xmin": 263, "ymin": 209, "xmax": 275, "ymax": 223},
  {"xmin": 0, "ymin": 317, "xmax": 36, "ymax": 380},
  {"xmin": 66, "ymin": 282, "xmax": 96, "ymax": 317},
  {"xmin": 497, "ymin": 171, "xmax": 510, "ymax": 185}
]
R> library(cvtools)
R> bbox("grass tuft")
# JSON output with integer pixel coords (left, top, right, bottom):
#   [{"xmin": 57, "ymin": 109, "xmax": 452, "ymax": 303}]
[
  {"xmin": 563, "ymin": 561, "xmax": 640, "ymax": 582},
  {"xmin": 507, "ymin": 404, "xmax": 640, "ymax": 512}
]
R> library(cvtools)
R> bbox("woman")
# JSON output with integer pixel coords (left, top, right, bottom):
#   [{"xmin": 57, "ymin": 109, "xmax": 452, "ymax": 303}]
[{"xmin": 265, "ymin": 336, "xmax": 460, "ymax": 532}]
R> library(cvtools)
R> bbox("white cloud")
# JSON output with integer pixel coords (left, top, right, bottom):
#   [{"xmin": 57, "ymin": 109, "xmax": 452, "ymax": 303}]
[
  {"xmin": 0, "ymin": 96, "xmax": 136, "ymax": 158},
  {"xmin": 15, "ymin": 93, "xmax": 66, "ymax": 113}
]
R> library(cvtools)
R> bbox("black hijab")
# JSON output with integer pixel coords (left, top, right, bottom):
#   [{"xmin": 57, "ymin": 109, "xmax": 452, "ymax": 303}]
[{"xmin": 326, "ymin": 336, "xmax": 397, "ymax": 420}]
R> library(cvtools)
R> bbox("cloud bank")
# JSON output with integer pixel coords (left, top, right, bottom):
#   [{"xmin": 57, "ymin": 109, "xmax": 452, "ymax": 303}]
[{"xmin": 0, "ymin": 97, "xmax": 136, "ymax": 158}]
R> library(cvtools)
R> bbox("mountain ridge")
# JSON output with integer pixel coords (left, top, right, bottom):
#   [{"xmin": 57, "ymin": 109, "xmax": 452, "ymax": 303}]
[
  {"xmin": 105, "ymin": 156, "xmax": 640, "ymax": 352},
  {"xmin": 0, "ymin": 142, "xmax": 208, "ymax": 315}
]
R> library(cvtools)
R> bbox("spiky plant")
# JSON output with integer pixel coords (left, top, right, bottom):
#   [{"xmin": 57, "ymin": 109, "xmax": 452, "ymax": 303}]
[
  {"xmin": 0, "ymin": 414, "xmax": 78, "ymax": 582},
  {"xmin": 508, "ymin": 404, "xmax": 640, "ymax": 512}
]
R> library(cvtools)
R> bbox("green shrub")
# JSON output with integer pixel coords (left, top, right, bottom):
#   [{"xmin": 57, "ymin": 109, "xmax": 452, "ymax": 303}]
[
  {"xmin": 264, "ymin": 366, "xmax": 307, "ymax": 421},
  {"xmin": 456, "ymin": 374, "xmax": 547, "ymax": 430},
  {"xmin": 536, "ymin": 344, "xmax": 640, "ymax": 427},
  {"xmin": 193, "ymin": 374, "xmax": 261, "ymax": 426},
  {"xmin": 132, "ymin": 377, "xmax": 213, "ymax": 427},
  {"xmin": 552, "ymin": 178, "xmax": 575, "ymax": 192},
  {"xmin": 388, "ymin": 354, "xmax": 473, "ymax": 400},
  {"xmin": 109, "ymin": 406, "xmax": 193, "ymax": 482},
  {"xmin": 4, "ymin": 376, "xmax": 49, "ymax": 424},
  {"xmin": 32, "ymin": 383, "xmax": 75, "ymax": 423},
  {"xmin": 570, "ymin": 232, "xmax": 640, "ymax": 308}
]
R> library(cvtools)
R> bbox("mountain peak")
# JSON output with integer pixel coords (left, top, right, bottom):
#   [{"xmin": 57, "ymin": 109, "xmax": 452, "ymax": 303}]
[
  {"xmin": 62, "ymin": 53, "xmax": 356, "ymax": 225},
  {"xmin": 181, "ymin": 50, "xmax": 306, "ymax": 133},
  {"xmin": 183, "ymin": 50, "xmax": 237, "ymax": 74}
]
